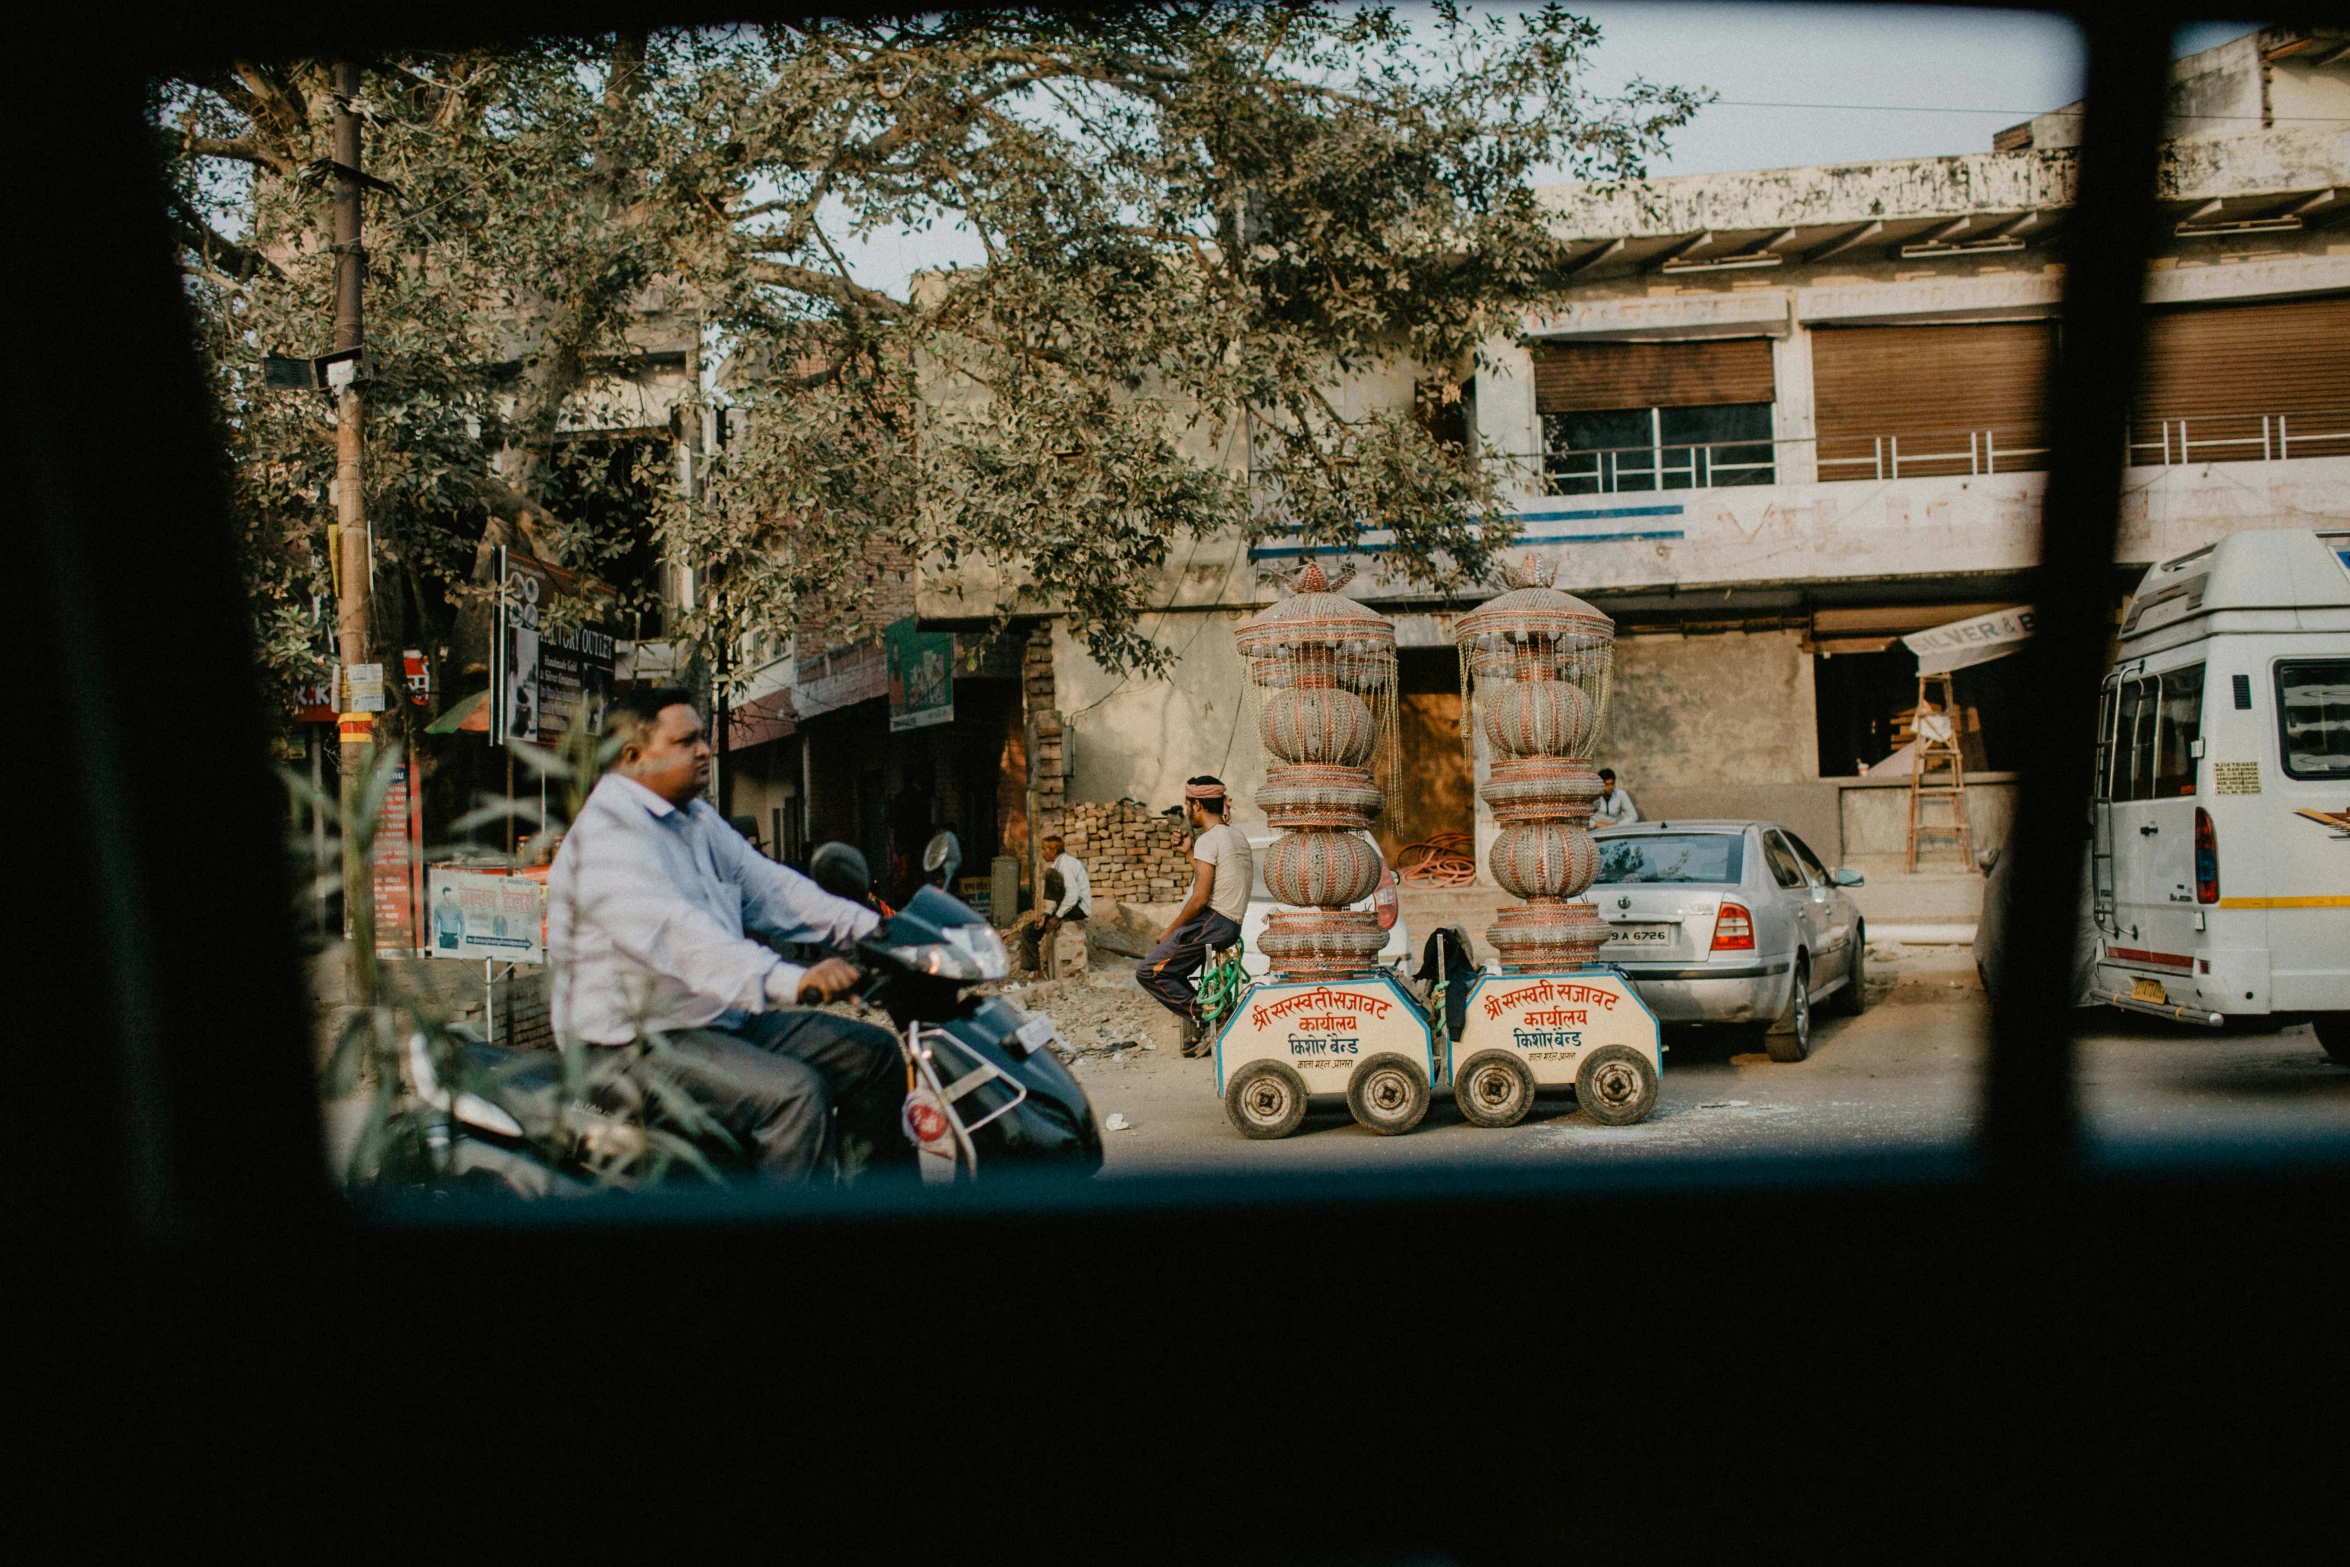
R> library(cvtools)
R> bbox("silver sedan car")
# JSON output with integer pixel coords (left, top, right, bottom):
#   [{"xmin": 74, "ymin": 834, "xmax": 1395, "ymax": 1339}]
[{"xmin": 1576, "ymin": 820, "xmax": 1869, "ymax": 1061}]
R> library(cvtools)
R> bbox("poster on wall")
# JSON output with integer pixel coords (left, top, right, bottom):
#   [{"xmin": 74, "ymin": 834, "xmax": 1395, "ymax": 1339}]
[
  {"xmin": 425, "ymin": 868, "xmax": 546, "ymax": 964},
  {"xmin": 886, "ymin": 615, "xmax": 955, "ymax": 733},
  {"xmin": 491, "ymin": 549, "xmax": 617, "ymax": 746}
]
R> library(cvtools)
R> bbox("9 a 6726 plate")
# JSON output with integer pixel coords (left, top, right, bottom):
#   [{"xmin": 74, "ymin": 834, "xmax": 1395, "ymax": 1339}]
[{"xmin": 1603, "ymin": 923, "xmax": 1676, "ymax": 947}]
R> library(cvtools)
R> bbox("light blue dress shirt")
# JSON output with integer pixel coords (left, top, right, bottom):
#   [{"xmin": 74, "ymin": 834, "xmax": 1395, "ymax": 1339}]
[{"xmin": 547, "ymin": 773, "xmax": 879, "ymax": 1045}]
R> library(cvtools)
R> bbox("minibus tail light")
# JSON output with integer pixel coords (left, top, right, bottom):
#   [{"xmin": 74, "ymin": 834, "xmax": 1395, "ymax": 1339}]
[
  {"xmin": 2194, "ymin": 808, "xmax": 2219, "ymax": 905},
  {"xmin": 1713, "ymin": 901, "xmax": 1756, "ymax": 952}
]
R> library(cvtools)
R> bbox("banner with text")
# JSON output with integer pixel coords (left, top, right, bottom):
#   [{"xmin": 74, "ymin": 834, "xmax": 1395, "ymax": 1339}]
[
  {"xmin": 493, "ymin": 549, "xmax": 618, "ymax": 746},
  {"xmin": 426, "ymin": 869, "xmax": 547, "ymax": 964}
]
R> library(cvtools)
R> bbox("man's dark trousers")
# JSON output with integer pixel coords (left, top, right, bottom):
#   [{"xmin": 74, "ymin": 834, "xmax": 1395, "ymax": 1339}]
[
  {"xmin": 1138, "ymin": 909, "xmax": 1240, "ymax": 1023},
  {"xmin": 636, "ymin": 1009, "xmax": 904, "ymax": 1179}
]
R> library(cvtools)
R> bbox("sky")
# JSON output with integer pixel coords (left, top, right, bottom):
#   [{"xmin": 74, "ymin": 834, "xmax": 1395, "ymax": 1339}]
[{"xmin": 831, "ymin": 8, "xmax": 2259, "ymax": 297}]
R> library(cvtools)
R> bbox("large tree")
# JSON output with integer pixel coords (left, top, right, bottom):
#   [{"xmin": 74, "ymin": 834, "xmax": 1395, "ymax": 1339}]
[{"xmin": 162, "ymin": 5, "xmax": 1698, "ymax": 702}]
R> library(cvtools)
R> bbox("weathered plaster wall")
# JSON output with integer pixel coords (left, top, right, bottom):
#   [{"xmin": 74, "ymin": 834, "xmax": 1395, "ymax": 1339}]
[
  {"xmin": 1599, "ymin": 629, "xmax": 1819, "ymax": 790},
  {"xmin": 1056, "ymin": 610, "xmax": 1271, "ymax": 832}
]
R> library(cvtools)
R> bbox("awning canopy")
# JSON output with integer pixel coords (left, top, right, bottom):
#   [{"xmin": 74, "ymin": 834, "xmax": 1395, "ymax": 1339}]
[{"xmin": 1903, "ymin": 606, "xmax": 2035, "ymax": 674}]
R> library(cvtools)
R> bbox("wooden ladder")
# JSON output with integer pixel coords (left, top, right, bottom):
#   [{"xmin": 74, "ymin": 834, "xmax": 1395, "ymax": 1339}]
[{"xmin": 1906, "ymin": 672, "xmax": 1973, "ymax": 872}]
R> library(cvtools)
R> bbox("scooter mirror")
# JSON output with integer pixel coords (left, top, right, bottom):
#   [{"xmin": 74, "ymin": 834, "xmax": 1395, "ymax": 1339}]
[
  {"xmin": 922, "ymin": 830, "xmax": 963, "ymax": 889},
  {"xmin": 809, "ymin": 841, "xmax": 872, "ymax": 902}
]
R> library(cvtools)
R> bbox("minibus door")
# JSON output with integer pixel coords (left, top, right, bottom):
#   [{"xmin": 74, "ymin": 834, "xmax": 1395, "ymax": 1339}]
[{"xmin": 2092, "ymin": 676, "xmax": 2119, "ymax": 935}]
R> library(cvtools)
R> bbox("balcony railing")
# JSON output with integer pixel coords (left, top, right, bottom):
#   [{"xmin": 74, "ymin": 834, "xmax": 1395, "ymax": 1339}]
[
  {"xmin": 2124, "ymin": 411, "xmax": 2350, "ymax": 467},
  {"xmin": 1519, "ymin": 408, "xmax": 2350, "ymax": 495}
]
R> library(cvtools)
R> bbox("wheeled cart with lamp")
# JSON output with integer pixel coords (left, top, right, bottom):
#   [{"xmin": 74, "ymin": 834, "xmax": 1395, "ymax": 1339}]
[{"xmin": 1210, "ymin": 554, "xmax": 1659, "ymax": 1140}]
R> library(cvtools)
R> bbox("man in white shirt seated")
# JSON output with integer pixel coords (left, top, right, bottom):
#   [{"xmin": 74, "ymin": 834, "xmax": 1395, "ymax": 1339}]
[
  {"xmin": 1593, "ymin": 768, "xmax": 1640, "ymax": 827},
  {"xmin": 546, "ymin": 687, "xmax": 904, "ymax": 1179}
]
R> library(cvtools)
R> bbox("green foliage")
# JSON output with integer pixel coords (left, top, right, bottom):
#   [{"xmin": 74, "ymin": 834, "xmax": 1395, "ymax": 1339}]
[
  {"xmin": 162, "ymin": 8, "xmax": 1699, "ymax": 693},
  {"xmin": 299, "ymin": 724, "xmax": 749, "ymax": 1195}
]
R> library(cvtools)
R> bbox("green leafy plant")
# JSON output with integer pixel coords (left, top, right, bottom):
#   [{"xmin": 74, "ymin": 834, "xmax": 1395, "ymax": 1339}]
[{"xmin": 294, "ymin": 717, "xmax": 746, "ymax": 1195}]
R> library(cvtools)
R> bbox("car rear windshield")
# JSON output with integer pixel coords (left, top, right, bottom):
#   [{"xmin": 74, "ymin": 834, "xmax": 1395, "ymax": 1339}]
[{"xmin": 1594, "ymin": 834, "xmax": 1744, "ymax": 885}]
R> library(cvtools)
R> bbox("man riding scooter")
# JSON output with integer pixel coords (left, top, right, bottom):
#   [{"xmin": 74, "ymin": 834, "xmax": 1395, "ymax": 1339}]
[{"xmin": 545, "ymin": 687, "xmax": 907, "ymax": 1178}]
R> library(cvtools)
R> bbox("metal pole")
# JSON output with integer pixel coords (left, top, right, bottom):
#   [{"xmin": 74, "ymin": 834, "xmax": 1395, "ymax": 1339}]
[{"xmin": 329, "ymin": 61, "xmax": 377, "ymax": 1001}]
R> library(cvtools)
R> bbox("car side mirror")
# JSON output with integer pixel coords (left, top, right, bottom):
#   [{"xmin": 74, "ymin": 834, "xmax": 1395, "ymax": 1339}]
[{"xmin": 1834, "ymin": 867, "xmax": 1866, "ymax": 887}]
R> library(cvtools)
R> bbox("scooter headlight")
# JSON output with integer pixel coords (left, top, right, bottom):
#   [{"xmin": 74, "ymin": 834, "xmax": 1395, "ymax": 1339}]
[{"xmin": 886, "ymin": 922, "xmax": 1010, "ymax": 982}]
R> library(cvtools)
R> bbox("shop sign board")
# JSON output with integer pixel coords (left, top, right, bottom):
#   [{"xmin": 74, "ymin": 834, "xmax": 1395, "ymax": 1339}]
[
  {"xmin": 369, "ymin": 763, "xmax": 424, "ymax": 956},
  {"xmin": 1449, "ymin": 970, "xmax": 1661, "ymax": 1085},
  {"xmin": 1903, "ymin": 605, "xmax": 2034, "ymax": 675},
  {"xmin": 492, "ymin": 549, "xmax": 617, "ymax": 746},
  {"xmin": 426, "ymin": 868, "xmax": 546, "ymax": 964},
  {"xmin": 1211, "ymin": 974, "xmax": 1434, "ymax": 1096},
  {"xmin": 886, "ymin": 615, "xmax": 955, "ymax": 732}
]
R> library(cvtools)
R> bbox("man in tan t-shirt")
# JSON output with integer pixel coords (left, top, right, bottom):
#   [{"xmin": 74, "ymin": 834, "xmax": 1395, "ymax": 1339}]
[{"xmin": 1139, "ymin": 775, "xmax": 1255, "ymax": 1055}]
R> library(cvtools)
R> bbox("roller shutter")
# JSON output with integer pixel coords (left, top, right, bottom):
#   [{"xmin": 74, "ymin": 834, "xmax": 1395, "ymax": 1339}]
[
  {"xmin": 2135, "ymin": 294, "xmax": 2350, "ymax": 422},
  {"xmin": 1813, "ymin": 322, "xmax": 2054, "ymax": 445},
  {"xmin": 1533, "ymin": 337, "xmax": 1774, "ymax": 413}
]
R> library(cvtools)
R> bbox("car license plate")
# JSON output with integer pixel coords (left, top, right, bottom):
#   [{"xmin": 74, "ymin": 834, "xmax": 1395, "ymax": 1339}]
[
  {"xmin": 1606, "ymin": 923, "xmax": 1675, "ymax": 948},
  {"xmin": 1013, "ymin": 1013, "xmax": 1059, "ymax": 1053},
  {"xmin": 2130, "ymin": 977, "xmax": 2167, "ymax": 1005}
]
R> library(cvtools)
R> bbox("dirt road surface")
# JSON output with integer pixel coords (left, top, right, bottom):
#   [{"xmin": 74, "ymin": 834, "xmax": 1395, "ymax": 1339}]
[{"xmin": 1021, "ymin": 947, "xmax": 2350, "ymax": 1177}]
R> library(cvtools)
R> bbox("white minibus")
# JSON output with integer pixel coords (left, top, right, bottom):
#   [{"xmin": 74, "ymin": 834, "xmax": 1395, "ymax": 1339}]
[{"xmin": 2090, "ymin": 528, "xmax": 2350, "ymax": 1060}]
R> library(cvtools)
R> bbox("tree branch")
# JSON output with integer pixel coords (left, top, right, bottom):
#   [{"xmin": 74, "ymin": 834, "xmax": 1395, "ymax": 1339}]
[{"xmin": 747, "ymin": 260, "xmax": 910, "ymax": 319}]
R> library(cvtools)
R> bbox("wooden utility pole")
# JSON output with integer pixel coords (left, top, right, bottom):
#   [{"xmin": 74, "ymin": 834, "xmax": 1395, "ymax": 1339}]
[{"xmin": 330, "ymin": 61, "xmax": 377, "ymax": 988}]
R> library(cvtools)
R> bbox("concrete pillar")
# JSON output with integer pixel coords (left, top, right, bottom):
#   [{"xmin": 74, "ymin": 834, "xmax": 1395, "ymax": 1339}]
[
  {"xmin": 1473, "ymin": 336, "xmax": 1544, "ymax": 509},
  {"xmin": 1772, "ymin": 318, "xmax": 1818, "ymax": 485}
]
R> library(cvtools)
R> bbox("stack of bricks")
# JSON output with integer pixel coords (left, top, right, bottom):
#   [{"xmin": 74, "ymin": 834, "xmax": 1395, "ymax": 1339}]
[
  {"xmin": 1023, "ymin": 625, "xmax": 1065, "ymax": 846},
  {"xmin": 1061, "ymin": 799, "xmax": 1193, "ymax": 907}
]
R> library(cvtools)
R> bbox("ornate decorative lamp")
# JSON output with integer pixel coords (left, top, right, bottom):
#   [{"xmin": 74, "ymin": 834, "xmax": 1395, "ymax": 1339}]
[
  {"xmin": 1454, "ymin": 558, "xmax": 1616, "ymax": 971},
  {"xmin": 1234, "ymin": 561, "xmax": 1399, "ymax": 982}
]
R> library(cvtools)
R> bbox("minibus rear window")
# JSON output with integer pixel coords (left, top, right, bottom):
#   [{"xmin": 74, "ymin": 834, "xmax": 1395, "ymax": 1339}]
[
  {"xmin": 2153, "ymin": 665, "xmax": 2203, "ymax": 797},
  {"xmin": 2276, "ymin": 660, "xmax": 2350, "ymax": 780}
]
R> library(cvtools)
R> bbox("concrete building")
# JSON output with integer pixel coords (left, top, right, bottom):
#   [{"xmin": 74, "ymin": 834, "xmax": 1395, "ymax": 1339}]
[{"xmin": 797, "ymin": 26, "xmax": 2349, "ymax": 923}]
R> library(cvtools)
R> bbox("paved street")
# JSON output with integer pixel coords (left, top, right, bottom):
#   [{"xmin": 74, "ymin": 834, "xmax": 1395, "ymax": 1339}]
[{"xmin": 1036, "ymin": 947, "xmax": 2350, "ymax": 1177}]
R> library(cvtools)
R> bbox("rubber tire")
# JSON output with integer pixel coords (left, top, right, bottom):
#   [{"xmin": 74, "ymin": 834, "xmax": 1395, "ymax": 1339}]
[
  {"xmin": 1827, "ymin": 924, "xmax": 1868, "ymax": 1016},
  {"xmin": 1347, "ymin": 1053, "xmax": 1430, "ymax": 1136},
  {"xmin": 1453, "ymin": 1050, "xmax": 1536, "ymax": 1129},
  {"xmin": 1767, "ymin": 957, "xmax": 1813, "ymax": 1063},
  {"xmin": 1224, "ymin": 1060, "xmax": 1309, "ymax": 1140},
  {"xmin": 1575, "ymin": 1044, "xmax": 1658, "ymax": 1126},
  {"xmin": 2316, "ymin": 1014, "xmax": 2350, "ymax": 1068}
]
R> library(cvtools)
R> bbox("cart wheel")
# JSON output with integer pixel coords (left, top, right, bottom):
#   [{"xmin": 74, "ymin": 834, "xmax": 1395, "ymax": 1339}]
[
  {"xmin": 1575, "ymin": 1045, "xmax": 1657, "ymax": 1126},
  {"xmin": 1452, "ymin": 1050, "xmax": 1535, "ymax": 1129},
  {"xmin": 1347, "ymin": 1053, "xmax": 1429, "ymax": 1136},
  {"xmin": 1224, "ymin": 1060, "xmax": 1309, "ymax": 1140}
]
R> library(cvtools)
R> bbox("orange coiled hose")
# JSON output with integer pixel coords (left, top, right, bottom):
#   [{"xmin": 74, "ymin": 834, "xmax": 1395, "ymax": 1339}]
[{"xmin": 1397, "ymin": 831, "xmax": 1477, "ymax": 888}]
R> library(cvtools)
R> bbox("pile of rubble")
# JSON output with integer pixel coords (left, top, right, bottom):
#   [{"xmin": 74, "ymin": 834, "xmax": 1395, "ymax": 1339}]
[
  {"xmin": 1061, "ymin": 799, "xmax": 1192, "ymax": 906},
  {"xmin": 998, "ymin": 974, "xmax": 1175, "ymax": 1060}
]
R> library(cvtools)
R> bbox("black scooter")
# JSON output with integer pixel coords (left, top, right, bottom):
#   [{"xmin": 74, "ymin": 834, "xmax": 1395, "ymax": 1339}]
[
  {"xmin": 407, "ymin": 832, "xmax": 1101, "ymax": 1188},
  {"xmin": 835, "ymin": 829, "xmax": 1103, "ymax": 1181}
]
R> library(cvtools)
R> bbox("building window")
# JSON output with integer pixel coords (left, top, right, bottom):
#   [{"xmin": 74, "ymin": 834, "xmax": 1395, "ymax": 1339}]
[
  {"xmin": 1543, "ymin": 402, "xmax": 1775, "ymax": 494},
  {"xmin": 1531, "ymin": 337, "xmax": 1776, "ymax": 495}
]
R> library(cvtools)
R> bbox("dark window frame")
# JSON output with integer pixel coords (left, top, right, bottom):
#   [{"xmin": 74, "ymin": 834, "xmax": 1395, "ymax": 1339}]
[{"xmin": 2275, "ymin": 658, "xmax": 2350, "ymax": 781}]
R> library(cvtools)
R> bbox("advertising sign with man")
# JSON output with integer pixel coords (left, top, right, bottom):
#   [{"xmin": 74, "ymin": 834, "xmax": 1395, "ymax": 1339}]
[
  {"xmin": 426, "ymin": 868, "xmax": 547, "ymax": 964},
  {"xmin": 491, "ymin": 549, "xmax": 617, "ymax": 746}
]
